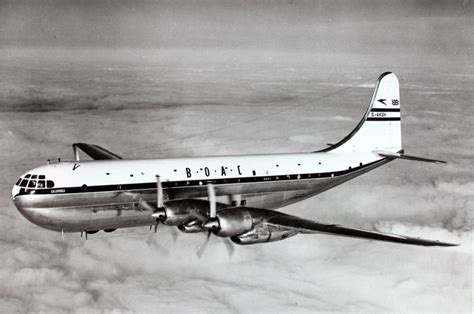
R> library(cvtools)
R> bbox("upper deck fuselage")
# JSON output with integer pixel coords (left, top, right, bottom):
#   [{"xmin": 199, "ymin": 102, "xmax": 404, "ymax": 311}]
[{"xmin": 12, "ymin": 152, "xmax": 389, "ymax": 232}]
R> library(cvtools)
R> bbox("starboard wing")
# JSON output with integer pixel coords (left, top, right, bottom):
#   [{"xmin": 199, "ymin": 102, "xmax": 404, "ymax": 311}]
[{"xmin": 266, "ymin": 214, "xmax": 457, "ymax": 247}]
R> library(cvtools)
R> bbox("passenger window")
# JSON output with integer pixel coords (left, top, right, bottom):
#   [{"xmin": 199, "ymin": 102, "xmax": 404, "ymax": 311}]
[
  {"xmin": 20, "ymin": 180, "xmax": 28, "ymax": 187},
  {"xmin": 28, "ymin": 180, "xmax": 37, "ymax": 188},
  {"xmin": 46, "ymin": 180, "xmax": 55, "ymax": 188},
  {"xmin": 37, "ymin": 180, "xmax": 46, "ymax": 188}
]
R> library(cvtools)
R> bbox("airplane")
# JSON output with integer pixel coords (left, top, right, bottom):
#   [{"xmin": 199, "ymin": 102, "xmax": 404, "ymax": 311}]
[{"xmin": 12, "ymin": 72, "xmax": 458, "ymax": 255}]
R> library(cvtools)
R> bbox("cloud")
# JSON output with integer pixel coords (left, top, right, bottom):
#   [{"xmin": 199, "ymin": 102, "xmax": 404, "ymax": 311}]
[{"xmin": 0, "ymin": 46, "xmax": 472, "ymax": 313}]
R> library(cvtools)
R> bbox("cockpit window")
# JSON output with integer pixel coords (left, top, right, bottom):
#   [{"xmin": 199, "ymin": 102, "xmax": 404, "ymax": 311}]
[{"xmin": 17, "ymin": 174, "xmax": 54, "ymax": 190}]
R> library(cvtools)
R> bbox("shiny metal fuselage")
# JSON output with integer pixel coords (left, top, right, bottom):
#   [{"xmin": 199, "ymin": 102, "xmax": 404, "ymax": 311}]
[{"xmin": 13, "ymin": 157, "xmax": 388, "ymax": 232}]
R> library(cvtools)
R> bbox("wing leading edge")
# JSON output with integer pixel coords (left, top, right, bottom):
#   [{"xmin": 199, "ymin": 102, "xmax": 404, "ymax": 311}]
[{"xmin": 266, "ymin": 214, "xmax": 458, "ymax": 247}]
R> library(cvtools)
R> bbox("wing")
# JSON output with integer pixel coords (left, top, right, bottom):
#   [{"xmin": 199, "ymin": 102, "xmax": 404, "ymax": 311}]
[
  {"xmin": 266, "ymin": 213, "xmax": 458, "ymax": 247},
  {"xmin": 73, "ymin": 143, "xmax": 123, "ymax": 160}
]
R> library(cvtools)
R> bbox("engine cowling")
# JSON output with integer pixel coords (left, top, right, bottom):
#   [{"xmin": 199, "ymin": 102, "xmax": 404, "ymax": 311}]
[
  {"xmin": 213, "ymin": 208, "xmax": 253, "ymax": 238},
  {"xmin": 160, "ymin": 199, "xmax": 210, "ymax": 226},
  {"xmin": 230, "ymin": 228, "xmax": 298, "ymax": 245}
]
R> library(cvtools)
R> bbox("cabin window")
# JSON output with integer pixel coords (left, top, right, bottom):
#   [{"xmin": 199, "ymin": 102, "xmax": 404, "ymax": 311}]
[
  {"xmin": 231, "ymin": 200, "xmax": 237, "ymax": 206},
  {"xmin": 130, "ymin": 174, "xmax": 134, "ymax": 177},
  {"xmin": 276, "ymin": 164, "xmax": 279, "ymax": 167},
  {"xmin": 252, "ymin": 170, "xmax": 256, "ymax": 176},
  {"xmin": 359, "ymin": 162, "xmax": 363, "ymax": 166},
  {"xmin": 106, "ymin": 172, "xmax": 110, "ymax": 175},
  {"xmin": 240, "ymin": 200, "xmax": 246, "ymax": 206},
  {"xmin": 46, "ymin": 180, "xmax": 55, "ymax": 188},
  {"xmin": 298, "ymin": 163, "xmax": 301, "ymax": 166}
]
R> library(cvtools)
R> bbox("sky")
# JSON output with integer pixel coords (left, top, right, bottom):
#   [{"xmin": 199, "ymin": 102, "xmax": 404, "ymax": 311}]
[{"xmin": 0, "ymin": 0, "xmax": 472, "ymax": 313}]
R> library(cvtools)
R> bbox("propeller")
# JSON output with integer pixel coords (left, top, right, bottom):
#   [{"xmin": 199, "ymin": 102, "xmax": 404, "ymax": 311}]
[
  {"xmin": 196, "ymin": 230, "xmax": 212, "ymax": 259},
  {"xmin": 203, "ymin": 183, "xmax": 219, "ymax": 230},
  {"xmin": 150, "ymin": 175, "xmax": 166, "ymax": 221},
  {"xmin": 149, "ymin": 175, "xmax": 180, "ymax": 243},
  {"xmin": 196, "ymin": 183, "xmax": 235, "ymax": 259}
]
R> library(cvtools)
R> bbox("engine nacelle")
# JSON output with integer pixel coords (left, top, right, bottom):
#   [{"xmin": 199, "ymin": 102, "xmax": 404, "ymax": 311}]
[
  {"xmin": 230, "ymin": 228, "xmax": 298, "ymax": 245},
  {"xmin": 160, "ymin": 199, "xmax": 210, "ymax": 226},
  {"xmin": 213, "ymin": 208, "xmax": 253, "ymax": 238}
]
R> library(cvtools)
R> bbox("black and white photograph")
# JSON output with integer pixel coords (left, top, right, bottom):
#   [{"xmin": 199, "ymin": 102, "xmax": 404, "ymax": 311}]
[{"xmin": 1, "ymin": 0, "xmax": 472, "ymax": 312}]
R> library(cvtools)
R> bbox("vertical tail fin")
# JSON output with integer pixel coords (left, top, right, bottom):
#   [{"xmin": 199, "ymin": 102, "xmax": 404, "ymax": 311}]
[{"xmin": 318, "ymin": 72, "xmax": 402, "ymax": 153}]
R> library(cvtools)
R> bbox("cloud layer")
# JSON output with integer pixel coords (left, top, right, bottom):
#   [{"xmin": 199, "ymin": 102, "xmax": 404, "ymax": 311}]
[{"xmin": 0, "ymin": 3, "xmax": 472, "ymax": 310}]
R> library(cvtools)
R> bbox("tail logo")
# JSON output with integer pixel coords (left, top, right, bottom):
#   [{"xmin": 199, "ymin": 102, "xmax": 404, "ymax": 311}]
[{"xmin": 377, "ymin": 98, "xmax": 387, "ymax": 105}]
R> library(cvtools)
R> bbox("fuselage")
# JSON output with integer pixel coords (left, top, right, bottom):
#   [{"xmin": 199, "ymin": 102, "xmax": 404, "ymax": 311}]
[{"xmin": 12, "ymin": 151, "xmax": 389, "ymax": 232}]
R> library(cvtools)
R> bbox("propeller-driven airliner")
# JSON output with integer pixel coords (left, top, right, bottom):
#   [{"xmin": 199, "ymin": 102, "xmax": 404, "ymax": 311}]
[{"xmin": 12, "ymin": 72, "xmax": 457, "ymax": 255}]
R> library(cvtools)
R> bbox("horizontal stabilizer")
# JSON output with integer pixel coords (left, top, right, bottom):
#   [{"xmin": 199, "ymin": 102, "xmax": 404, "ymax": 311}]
[
  {"xmin": 73, "ymin": 143, "xmax": 123, "ymax": 160},
  {"xmin": 374, "ymin": 150, "xmax": 446, "ymax": 164}
]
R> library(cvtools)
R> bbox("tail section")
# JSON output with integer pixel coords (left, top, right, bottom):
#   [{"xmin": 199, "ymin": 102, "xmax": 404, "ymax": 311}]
[{"xmin": 319, "ymin": 72, "xmax": 402, "ymax": 153}]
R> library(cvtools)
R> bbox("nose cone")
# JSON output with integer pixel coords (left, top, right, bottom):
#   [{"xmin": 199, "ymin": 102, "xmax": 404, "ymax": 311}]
[
  {"xmin": 12, "ymin": 192, "xmax": 34, "ymax": 222},
  {"xmin": 12, "ymin": 194, "xmax": 60, "ymax": 232}
]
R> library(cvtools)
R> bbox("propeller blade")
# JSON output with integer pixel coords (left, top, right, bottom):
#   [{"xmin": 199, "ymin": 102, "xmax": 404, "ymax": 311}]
[
  {"xmin": 146, "ymin": 235, "xmax": 169, "ymax": 254},
  {"xmin": 196, "ymin": 230, "xmax": 212, "ymax": 259},
  {"xmin": 222, "ymin": 238, "xmax": 235, "ymax": 259},
  {"xmin": 156, "ymin": 175, "xmax": 164, "ymax": 208},
  {"xmin": 154, "ymin": 221, "xmax": 159, "ymax": 233},
  {"xmin": 207, "ymin": 183, "xmax": 216, "ymax": 218},
  {"xmin": 169, "ymin": 227, "xmax": 178, "ymax": 243}
]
